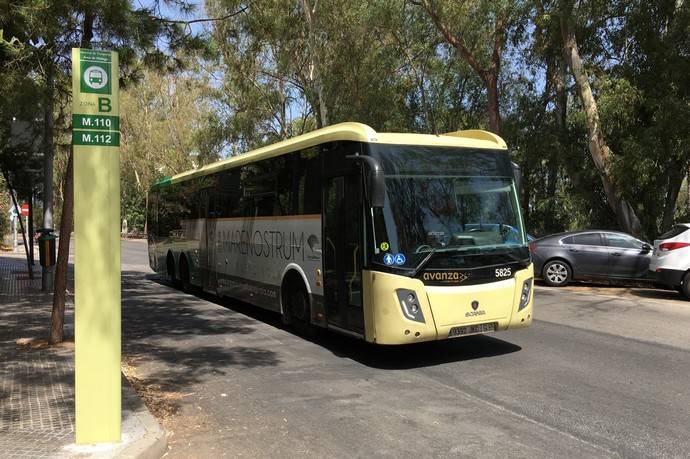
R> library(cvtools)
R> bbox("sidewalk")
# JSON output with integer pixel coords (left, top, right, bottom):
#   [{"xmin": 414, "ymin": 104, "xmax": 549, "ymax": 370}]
[{"xmin": 0, "ymin": 250, "xmax": 166, "ymax": 458}]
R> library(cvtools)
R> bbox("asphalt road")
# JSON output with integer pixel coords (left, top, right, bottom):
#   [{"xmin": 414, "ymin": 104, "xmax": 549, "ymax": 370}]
[{"xmin": 120, "ymin": 240, "xmax": 690, "ymax": 459}]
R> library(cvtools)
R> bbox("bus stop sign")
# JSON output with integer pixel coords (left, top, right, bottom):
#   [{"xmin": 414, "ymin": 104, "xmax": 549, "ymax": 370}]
[{"xmin": 72, "ymin": 47, "xmax": 121, "ymax": 444}]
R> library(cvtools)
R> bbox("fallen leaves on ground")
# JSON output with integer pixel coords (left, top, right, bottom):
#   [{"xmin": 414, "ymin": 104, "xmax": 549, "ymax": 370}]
[{"xmin": 122, "ymin": 355, "xmax": 194, "ymax": 424}]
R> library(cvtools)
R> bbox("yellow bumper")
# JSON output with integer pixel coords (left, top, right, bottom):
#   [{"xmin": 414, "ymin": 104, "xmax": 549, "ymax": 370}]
[{"xmin": 362, "ymin": 266, "xmax": 534, "ymax": 345}]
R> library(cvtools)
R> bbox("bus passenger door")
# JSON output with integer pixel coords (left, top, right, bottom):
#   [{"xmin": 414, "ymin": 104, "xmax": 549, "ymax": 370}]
[{"xmin": 323, "ymin": 174, "xmax": 364, "ymax": 334}]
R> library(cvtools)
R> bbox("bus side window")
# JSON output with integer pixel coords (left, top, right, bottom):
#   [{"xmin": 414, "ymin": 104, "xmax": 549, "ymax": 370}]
[
  {"xmin": 276, "ymin": 154, "xmax": 300, "ymax": 216},
  {"xmin": 217, "ymin": 170, "xmax": 242, "ymax": 218},
  {"xmin": 300, "ymin": 148, "xmax": 321, "ymax": 215}
]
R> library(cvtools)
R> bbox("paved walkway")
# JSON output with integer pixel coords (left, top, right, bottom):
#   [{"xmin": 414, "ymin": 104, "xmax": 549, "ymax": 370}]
[
  {"xmin": 0, "ymin": 251, "xmax": 76, "ymax": 458},
  {"xmin": 0, "ymin": 247, "xmax": 166, "ymax": 459}
]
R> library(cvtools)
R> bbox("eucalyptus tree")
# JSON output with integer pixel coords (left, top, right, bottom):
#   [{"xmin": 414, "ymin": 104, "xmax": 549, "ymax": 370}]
[
  {"xmin": 120, "ymin": 67, "xmax": 220, "ymax": 233},
  {"xmin": 605, "ymin": 0, "xmax": 690, "ymax": 235},
  {"xmin": 417, "ymin": 0, "xmax": 528, "ymax": 134}
]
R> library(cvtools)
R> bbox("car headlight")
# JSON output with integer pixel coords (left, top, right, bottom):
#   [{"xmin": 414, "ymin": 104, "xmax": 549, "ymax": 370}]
[
  {"xmin": 518, "ymin": 279, "xmax": 532, "ymax": 311},
  {"xmin": 396, "ymin": 289, "xmax": 425, "ymax": 323}
]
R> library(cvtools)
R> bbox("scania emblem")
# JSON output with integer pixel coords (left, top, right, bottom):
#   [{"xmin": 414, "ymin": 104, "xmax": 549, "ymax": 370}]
[{"xmin": 471, "ymin": 300, "xmax": 479, "ymax": 310}]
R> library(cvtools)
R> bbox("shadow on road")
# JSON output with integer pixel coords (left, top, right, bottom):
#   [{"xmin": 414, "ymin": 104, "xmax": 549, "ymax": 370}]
[
  {"xmin": 143, "ymin": 273, "xmax": 522, "ymax": 371},
  {"xmin": 308, "ymin": 332, "xmax": 522, "ymax": 370},
  {"xmin": 121, "ymin": 271, "xmax": 282, "ymax": 404}
]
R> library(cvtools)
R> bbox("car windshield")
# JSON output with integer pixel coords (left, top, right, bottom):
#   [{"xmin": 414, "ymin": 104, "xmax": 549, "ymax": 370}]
[{"xmin": 367, "ymin": 145, "xmax": 527, "ymax": 270}]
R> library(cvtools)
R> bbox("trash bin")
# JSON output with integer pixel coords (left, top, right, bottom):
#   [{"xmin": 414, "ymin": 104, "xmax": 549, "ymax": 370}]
[{"xmin": 37, "ymin": 228, "xmax": 57, "ymax": 269}]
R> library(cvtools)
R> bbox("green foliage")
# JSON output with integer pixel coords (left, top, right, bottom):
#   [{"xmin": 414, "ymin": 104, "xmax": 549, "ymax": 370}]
[
  {"xmin": 4, "ymin": 0, "xmax": 690, "ymax": 239},
  {"xmin": 119, "ymin": 67, "xmax": 221, "ymax": 231}
]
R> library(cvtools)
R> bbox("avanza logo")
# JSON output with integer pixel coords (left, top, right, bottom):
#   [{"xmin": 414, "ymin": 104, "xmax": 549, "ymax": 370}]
[{"xmin": 423, "ymin": 271, "xmax": 469, "ymax": 283}]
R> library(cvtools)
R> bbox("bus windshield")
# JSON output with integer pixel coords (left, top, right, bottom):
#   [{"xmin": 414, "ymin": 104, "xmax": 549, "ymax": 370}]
[{"xmin": 368, "ymin": 145, "xmax": 527, "ymax": 270}]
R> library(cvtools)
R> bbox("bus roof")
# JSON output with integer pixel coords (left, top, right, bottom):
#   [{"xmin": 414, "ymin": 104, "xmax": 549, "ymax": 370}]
[{"xmin": 156, "ymin": 122, "xmax": 508, "ymax": 186}]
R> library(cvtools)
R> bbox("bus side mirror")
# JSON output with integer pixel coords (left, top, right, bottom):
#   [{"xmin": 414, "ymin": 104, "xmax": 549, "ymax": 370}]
[
  {"xmin": 511, "ymin": 161, "xmax": 522, "ymax": 195},
  {"xmin": 346, "ymin": 155, "xmax": 386, "ymax": 208}
]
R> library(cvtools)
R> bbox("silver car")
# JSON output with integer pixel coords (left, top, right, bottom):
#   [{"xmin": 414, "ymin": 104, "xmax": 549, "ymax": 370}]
[{"xmin": 529, "ymin": 230, "xmax": 652, "ymax": 286}]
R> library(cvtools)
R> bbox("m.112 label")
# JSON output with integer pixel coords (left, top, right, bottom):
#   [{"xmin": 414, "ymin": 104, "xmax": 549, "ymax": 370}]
[{"xmin": 72, "ymin": 130, "xmax": 120, "ymax": 147}]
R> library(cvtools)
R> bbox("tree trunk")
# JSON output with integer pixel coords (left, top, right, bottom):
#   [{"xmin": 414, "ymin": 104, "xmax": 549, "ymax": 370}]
[
  {"xmin": 687, "ymin": 167, "xmax": 690, "ymax": 217},
  {"xmin": 143, "ymin": 193, "xmax": 148, "ymax": 236},
  {"xmin": 419, "ymin": 0, "xmax": 504, "ymax": 135},
  {"xmin": 43, "ymin": 60, "xmax": 55, "ymax": 231},
  {"xmin": 49, "ymin": 11, "xmax": 93, "ymax": 345},
  {"xmin": 545, "ymin": 54, "xmax": 568, "ymax": 232},
  {"xmin": 49, "ymin": 151, "xmax": 73, "ymax": 344},
  {"xmin": 485, "ymin": 73, "xmax": 501, "ymax": 134},
  {"xmin": 560, "ymin": 12, "xmax": 643, "ymax": 237},
  {"xmin": 27, "ymin": 180, "xmax": 34, "ymax": 277},
  {"xmin": 301, "ymin": 0, "xmax": 329, "ymax": 128},
  {"xmin": 661, "ymin": 162, "xmax": 683, "ymax": 233},
  {"xmin": 3, "ymin": 171, "xmax": 31, "ymax": 272},
  {"xmin": 521, "ymin": 163, "xmax": 531, "ymax": 226}
]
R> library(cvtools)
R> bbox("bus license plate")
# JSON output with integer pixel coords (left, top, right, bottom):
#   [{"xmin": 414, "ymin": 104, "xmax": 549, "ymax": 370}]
[{"xmin": 448, "ymin": 322, "xmax": 496, "ymax": 338}]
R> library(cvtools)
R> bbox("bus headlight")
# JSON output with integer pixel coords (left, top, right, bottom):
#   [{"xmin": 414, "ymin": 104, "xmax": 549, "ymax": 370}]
[
  {"xmin": 518, "ymin": 279, "xmax": 532, "ymax": 311},
  {"xmin": 396, "ymin": 289, "xmax": 425, "ymax": 323}
]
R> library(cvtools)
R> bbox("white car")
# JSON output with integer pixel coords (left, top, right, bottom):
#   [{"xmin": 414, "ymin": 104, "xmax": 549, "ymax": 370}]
[{"xmin": 649, "ymin": 223, "xmax": 690, "ymax": 299}]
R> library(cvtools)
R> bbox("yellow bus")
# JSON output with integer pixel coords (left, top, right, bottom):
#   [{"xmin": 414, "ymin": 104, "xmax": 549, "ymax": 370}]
[{"xmin": 147, "ymin": 122, "xmax": 533, "ymax": 344}]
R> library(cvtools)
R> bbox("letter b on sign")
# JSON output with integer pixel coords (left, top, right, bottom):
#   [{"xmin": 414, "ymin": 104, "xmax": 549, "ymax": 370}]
[{"xmin": 98, "ymin": 97, "xmax": 112, "ymax": 112}]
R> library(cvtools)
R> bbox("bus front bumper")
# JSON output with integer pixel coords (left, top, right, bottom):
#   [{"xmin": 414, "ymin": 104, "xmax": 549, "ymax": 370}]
[{"xmin": 362, "ymin": 266, "xmax": 534, "ymax": 345}]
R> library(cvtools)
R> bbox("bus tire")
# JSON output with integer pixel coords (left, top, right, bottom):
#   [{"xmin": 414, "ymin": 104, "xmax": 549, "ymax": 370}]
[
  {"xmin": 166, "ymin": 252, "xmax": 179, "ymax": 287},
  {"xmin": 284, "ymin": 282, "xmax": 313, "ymax": 336},
  {"xmin": 179, "ymin": 256, "xmax": 192, "ymax": 293}
]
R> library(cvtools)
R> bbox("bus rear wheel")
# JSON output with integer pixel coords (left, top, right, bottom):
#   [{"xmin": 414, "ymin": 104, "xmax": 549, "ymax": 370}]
[{"xmin": 179, "ymin": 256, "xmax": 192, "ymax": 292}]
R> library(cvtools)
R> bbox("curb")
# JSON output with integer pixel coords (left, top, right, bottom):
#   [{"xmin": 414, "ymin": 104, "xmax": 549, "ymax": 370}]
[
  {"xmin": 60, "ymin": 376, "xmax": 167, "ymax": 459},
  {"xmin": 115, "ymin": 376, "xmax": 168, "ymax": 459}
]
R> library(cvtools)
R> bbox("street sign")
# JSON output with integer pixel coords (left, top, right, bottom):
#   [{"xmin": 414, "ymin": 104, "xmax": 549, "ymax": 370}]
[
  {"xmin": 20, "ymin": 203, "xmax": 29, "ymax": 217},
  {"xmin": 72, "ymin": 48, "xmax": 121, "ymax": 444}
]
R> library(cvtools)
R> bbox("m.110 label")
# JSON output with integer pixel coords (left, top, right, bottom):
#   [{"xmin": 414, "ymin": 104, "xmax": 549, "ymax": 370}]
[
  {"xmin": 72, "ymin": 130, "xmax": 120, "ymax": 147},
  {"xmin": 72, "ymin": 114, "xmax": 120, "ymax": 131}
]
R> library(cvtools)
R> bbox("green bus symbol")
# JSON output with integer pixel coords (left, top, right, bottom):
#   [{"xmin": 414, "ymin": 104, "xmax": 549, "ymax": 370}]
[
  {"xmin": 89, "ymin": 69, "xmax": 103, "ymax": 85},
  {"xmin": 83, "ymin": 65, "xmax": 108, "ymax": 91}
]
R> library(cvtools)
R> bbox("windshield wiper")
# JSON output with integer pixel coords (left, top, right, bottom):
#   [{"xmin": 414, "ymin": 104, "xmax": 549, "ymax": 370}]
[{"xmin": 409, "ymin": 248, "xmax": 437, "ymax": 277}]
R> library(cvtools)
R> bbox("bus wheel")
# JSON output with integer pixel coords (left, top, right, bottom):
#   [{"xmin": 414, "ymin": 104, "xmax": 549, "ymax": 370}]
[
  {"xmin": 166, "ymin": 253, "xmax": 179, "ymax": 287},
  {"xmin": 286, "ymin": 286, "xmax": 312, "ymax": 335},
  {"xmin": 179, "ymin": 256, "xmax": 192, "ymax": 292}
]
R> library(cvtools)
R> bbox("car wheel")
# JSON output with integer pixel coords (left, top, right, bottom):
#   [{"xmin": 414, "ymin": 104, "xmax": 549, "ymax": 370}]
[
  {"xmin": 543, "ymin": 260, "xmax": 572, "ymax": 287},
  {"xmin": 681, "ymin": 272, "xmax": 690, "ymax": 300}
]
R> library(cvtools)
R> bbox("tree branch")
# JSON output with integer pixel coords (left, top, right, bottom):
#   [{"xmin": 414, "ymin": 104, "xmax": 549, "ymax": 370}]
[
  {"xmin": 419, "ymin": 0, "xmax": 488, "ymax": 82},
  {"xmin": 151, "ymin": 6, "xmax": 249, "ymax": 25}
]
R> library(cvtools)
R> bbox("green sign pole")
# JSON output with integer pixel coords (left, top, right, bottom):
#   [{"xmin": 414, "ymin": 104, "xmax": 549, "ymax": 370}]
[{"xmin": 72, "ymin": 48, "xmax": 121, "ymax": 444}]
